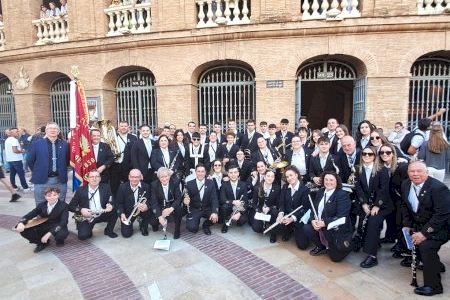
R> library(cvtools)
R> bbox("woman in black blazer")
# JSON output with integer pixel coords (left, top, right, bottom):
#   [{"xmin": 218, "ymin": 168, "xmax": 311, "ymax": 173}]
[
  {"xmin": 251, "ymin": 170, "xmax": 281, "ymax": 243},
  {"xmin": 302, "ymin": 171, "xmax": 353, "ymax": 262},
  {"xmin": 354, "ymin": 146, "xmax": 392, "ymax": 268}
]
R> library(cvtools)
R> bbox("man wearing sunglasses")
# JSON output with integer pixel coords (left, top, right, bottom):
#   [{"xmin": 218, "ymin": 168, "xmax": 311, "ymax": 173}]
[{"xmin": 185, "ymin": 132, "xmax": 210, "ymax": 176}]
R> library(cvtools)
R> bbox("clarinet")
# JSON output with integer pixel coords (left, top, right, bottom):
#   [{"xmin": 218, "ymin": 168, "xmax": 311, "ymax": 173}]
[{"xmin": 411, "ymin": 244, "xmax": 418, "ymax": 287}]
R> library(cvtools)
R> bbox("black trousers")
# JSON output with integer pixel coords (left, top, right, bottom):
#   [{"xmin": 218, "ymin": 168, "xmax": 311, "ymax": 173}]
[
  {"xmin": 185, "ymin": 209, "xmax": 213, "ymax": 233},
  {"xmin": 362, "ymin": 213, "xmax": 386, "ymax": 256},
  {"xmin": 109, "ymin": 163, "xmax": 123, "ymax": 196},
  {"xmin": 251, "ymin": 209, "xmax": 278, "ymax": 234},
  {"xmin": 21, "ymin": 222, "xmax": 69, "ymax": 245},
  {"xmin": 220, "ymin": 204, "xmax": 247, "ymax": 226},
  {"xmin": 418, "ymin": 239, "xmax": 446, "ymax": 290},
  {"xmin": 162, "ymin": 205, "xmax": 182, "ymax": 233},
  {"xmin": 385, "ymin": 194, "xmax": 402, "ymax": 240},
  {"xmin": 77, "ymin": 211, "xmax": 118, "ymax": 240},
  {"xmin": 294, "ymin": 222, "xmax": 311, "ymax": 250},
  {"xmin": 303, "ymin": 223, "xmax": 351, "ymax": 262},
  {"xmin": 120, "ymin": 210, "xmax": 157, "ymax": 238}
]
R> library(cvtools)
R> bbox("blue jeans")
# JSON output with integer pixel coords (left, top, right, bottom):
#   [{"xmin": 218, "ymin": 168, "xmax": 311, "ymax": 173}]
[
  {"xmin": 9, "ymin": 160, "xmax": 28, "ymax": 189},
  {"xmin": 34, "ymin": 177, "xmax": 67, "ymax": 206}
]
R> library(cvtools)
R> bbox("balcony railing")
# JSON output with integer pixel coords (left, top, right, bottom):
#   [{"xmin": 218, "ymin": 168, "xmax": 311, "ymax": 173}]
[
  {"xmin": 196, "ymin": 0, "xmax": 250, "ymax": 28},
  {"xmin": 0, "ymin": 22, "xmax": 5, "ymax": 50},
  {"xmin": 32, "ymin": 15, "xmax": 69, "ymax": 45},
  {"xmin": 301, "ymin": 0, "xmax": 360, "ymax": 21},
  {"xmin": 104, "ymin": 2, "xmax": 152, "ymax": 37},
  {"xmin": 417, "ymin": 0, "xmax": 450, "ymax": 15}
]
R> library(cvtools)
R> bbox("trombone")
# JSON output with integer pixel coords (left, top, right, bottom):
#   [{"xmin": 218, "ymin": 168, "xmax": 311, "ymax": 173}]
[{"xmin": 122, "ymin": 191, "xmax": 147, "ymax": 225}]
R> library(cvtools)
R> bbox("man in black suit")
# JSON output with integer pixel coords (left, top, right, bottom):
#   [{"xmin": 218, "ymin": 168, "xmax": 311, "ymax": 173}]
[
  {"xmin": 90, "ymin": 129, "xmax": 114, "ymax": 184},
  {"xmin": 111, "ymin": 120, "xmax": 138, "ymax": 195},
  {"xmin": 217, "ymin": 131, "xmax": 240, "ymax": 166},
  {"xmin": 235, "ymin": 150, "xmax": 252, "ymax": 182},
  {"xmin": 286, "ymin": 136, "xmax": 311, "ymax": 183},
  {"xmin": 213, "ymin": 122, "xmax": 226, "ymax": 144},
  {"xmin": 219, "ymin": 166, "xmax": 248, "ymax": 233},
  {"xmin": 68, "ymin": 169, "xmax": 118, "ymax": 240},
  {"xmin": 185, "ymin": 132, "xmax": 210, "ymax": 175},
  {"xmin": 227, "ymin": 119, "xmax": 242, "ymax": 145},
  {"xmin": 401, "ymin": 161, "xmax": 450, "ymax": 296},
  {"xmin": 15, "ymin": 187, "xmax": 69, "ymax": 253},
  {"xmin": 276, "ymin": 118, "xmax": 294, "ymax": 153},
  {"xmin": 151, "ymin": 167, "xmax": 183, "ymax": 239},
  {"xmin": 183, "ymin": 164, "xmax": 219, "ymax": 235},
  {"xmin": 240, "ymin": 119, "xmax": 262, "ymax": 154},
  {"xmin": 116, "ymin": 169, "xmax": 158, "ymax": 237},
  {"xmin": 308, "ymin": 137, "xmax": 337, "ymax": 186},
  {"xmin": 184, "ymin": 121, "xmax": 197, "ymax": 143},
  {"xmin": 131, "ymin": 125, "xmax": 155, "ymax": 184},
  {"xmin": 267, "ymin": 123, "xmax": 282, "ymax": 150}
]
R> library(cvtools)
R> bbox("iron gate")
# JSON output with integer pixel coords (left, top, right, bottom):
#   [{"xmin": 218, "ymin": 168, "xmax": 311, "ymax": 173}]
[
  {"xmin": 0, "ymin": 77, "xmax": 17, "ymax": 139},
  {"xmin": 116, "ymin": 71, "xmax": 157, "ymax": 134},
  {"xmin": 295, "ymin": 60, "xmax": 364, "ymax": 134},
  {"xmin": 50, "ymin": 77, "xmax": 71, "ymax": 139},
  {"xmin": 198, "ymin": 66, "xmax": 255, "ymax": 132},
  {"xmin": 409, "ymin": 58, "xmax": 450, "ymax": 139}
]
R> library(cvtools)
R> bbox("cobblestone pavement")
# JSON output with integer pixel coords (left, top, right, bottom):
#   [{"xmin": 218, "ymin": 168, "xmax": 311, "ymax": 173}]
[{"xmin": 0, "ymin": 174, "xmax": 448, "ymax": 300}]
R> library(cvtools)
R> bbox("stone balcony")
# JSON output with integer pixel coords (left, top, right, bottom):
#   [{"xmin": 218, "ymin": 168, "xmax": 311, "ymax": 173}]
[
  {"xmin": 417, "ymin": 0, "xmax": 450, "ymax": 15},
  {"xmin": 196, "ymin": 0, "xmax": 251, "ymax": 28},
  {"xmin": 104, "ymin": 1, "xmax": 152, "ymax": 37},
  {"xmin": 32, "ymin": 15, "xmax": 69, "ymax": 46},
  {"xmin": 0, "ymin": 22, "xmax": 5, "ymax": 51}
]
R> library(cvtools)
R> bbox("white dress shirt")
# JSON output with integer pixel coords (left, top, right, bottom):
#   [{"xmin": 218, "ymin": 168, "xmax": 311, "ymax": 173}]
[
  {"xmin": 196, "ymin": 179, "xmax": 205, "ymax": 200},
  {"xmin": 47, "ymin": 202, "xmax": 57, "ymax": 215},
  {"xmin": 291, "ymin": 148, "xmax": 307, "ymax": 175},
  {"xmin": 93, "ymin": 144, "xmax": 99, "ymax": 161},
  {"xmin": 408, "ymin": 183, "xmax": 423, "ymax": 213},
  {"xmin": 318, "ymin": 189, "xmax": 335, "ymax": 220}
]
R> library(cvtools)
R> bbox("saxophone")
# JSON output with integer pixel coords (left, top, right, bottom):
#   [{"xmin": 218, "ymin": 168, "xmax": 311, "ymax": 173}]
[{"xmin": 92, "ymin": 120, "xmax": 121, "ymax": 160}]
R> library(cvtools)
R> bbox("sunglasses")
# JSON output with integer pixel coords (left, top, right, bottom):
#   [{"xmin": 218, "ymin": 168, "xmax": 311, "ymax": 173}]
[
  {"xmin": 192, "ymin": 138, "xmax": 200, "ymax": 141},
  {"xmin": 362, "ymin": 152, "xmax": 375, "ymax": 157},
  {"xmin": 370, "ymin": 136, "xmax": 381, "ymax": 140},
  {"xmin": 379, "ymin": 151, "xmax": 393, "ymax": 155}
]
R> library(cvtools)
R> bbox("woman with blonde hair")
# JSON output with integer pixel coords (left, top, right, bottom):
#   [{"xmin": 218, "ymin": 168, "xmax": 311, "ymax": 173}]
[{"xmin": 418, "ymin": 123, "xmax": 450, "ymax": 182}]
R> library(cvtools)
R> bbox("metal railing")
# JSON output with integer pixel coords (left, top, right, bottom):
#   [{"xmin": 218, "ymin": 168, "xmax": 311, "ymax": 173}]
[{"xmin": 104, "ymin": 1, "xmax": 152, "ymax": 37}]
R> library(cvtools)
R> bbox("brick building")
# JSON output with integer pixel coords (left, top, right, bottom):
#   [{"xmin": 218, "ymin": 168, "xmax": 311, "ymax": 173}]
[{"xmin": 0, "ymin": 0, "xmax": 449, "ymax": 137}]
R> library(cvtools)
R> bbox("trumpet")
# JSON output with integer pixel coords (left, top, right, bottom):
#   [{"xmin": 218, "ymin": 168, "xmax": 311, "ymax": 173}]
[
  {"xmin": 226, "ymin": 195, "xmax": 245, "ymax": 226},
  {"xmin": 122, "ymin": 191, "xmax": 147, "ymax": 225},
  {"xmin": 73, "ymin": 210, "xmax": 103, "ymax": 223}
]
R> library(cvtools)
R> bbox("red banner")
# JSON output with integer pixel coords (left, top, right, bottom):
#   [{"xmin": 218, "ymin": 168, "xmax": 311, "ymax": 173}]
[{"xmin": 69, "ymin": 80, "xmax": 96, "ymax": 188}]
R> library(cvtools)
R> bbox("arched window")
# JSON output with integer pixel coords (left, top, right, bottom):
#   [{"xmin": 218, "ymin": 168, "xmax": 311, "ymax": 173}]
[
  {"xmin": 116, "ymin": 71, "xmax": 157, "ymax": 133},
  {"xmin": 50, "ymin": 77, "xmax": 71, "ymax": 138},
  {"xmin": 409, "ymin": 57, "xmax": 450, "ymax": 138},
  {"xmin": 198, "ymin": 66, "xmax": 255, "ymax": 131}
]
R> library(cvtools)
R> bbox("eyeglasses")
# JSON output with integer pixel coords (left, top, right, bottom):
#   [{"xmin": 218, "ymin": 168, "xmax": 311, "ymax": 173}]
[
  {"xmin": 362, "ymin": 152, "xmax": 375, "ymax": 157},
  {"xmin": 370, "ymin": 136, "xmax": 381, "ymax": 140},
  {"xmin": 88, "ymin": 175, "xmax": 100, "ymax": 178},
  {"xmin": 379, "ymin": 151, "xmax": 393, "ymax": 155},
  {"xmin": 192, "ymin": 138, "xmax": 200, "ymax": 141}
]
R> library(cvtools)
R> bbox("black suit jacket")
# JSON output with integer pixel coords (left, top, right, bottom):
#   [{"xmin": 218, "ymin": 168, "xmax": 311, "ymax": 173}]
[
  {"xmin": 354, "ymin": 167, "xmax": 393, "ymax": 212},
  {"xmin": 217, "ymin": 143, "xmax": 240, "ymax": 161},
  {"xmin": 68, "ymin": 183, "xmax": 112, "ymax": 213},
  {"xmin": 240, "ymin": 131, "xmax": 263, "ymax": 153},
  {"xmin": 252, "ymin": 184, "xmax": 281, "ymax": 211},
  {"xmin": 219, "ymin": 180, "xmax": 248, "ymax": 207},
  {"xmin": 204, "ymin": 142, "xmax": 220, "ymax": 162},
  {"xmin": 326, "ymin": 132, "xmax": 339, "ymax": 155},
  {"xmin": 215, "ymin": 133, "xmax": 226, "ymax": 144},
  {"xmin": 115, "ymin": 182, "xmax": 151, "ymax": 216},
  {"xmin": 150, "ymin": 177, "xmax": 182, "ymax": 217},
  {"xmin": 185, "ymin": 178, "xmax": 219, "ymax": 214},
  {"xmin": 285, "ymin": 146, "xmax": 312, "ymax": 181},
  {"xmin": 308, "ymin": 154, "xmax": 337, "ymax": 179},
  {"xmin": 275, "ymin": 131, "xmax": 294, "ymax": 146},
  {"xmin": 266, "ymin": 136, "xmax": 282, "ymax": 150},
  {"xmin": 94, "ymin": 142, "xmax": 114, "ymax": 182},
  {"xmin": 19, "ymin": 200, "xmax": 68, "ymax": 235},
  {"xmin": 335, "ymin": 149, "xmax": 361, "ymax": 183},
  {"xmin": 150, "ymin": 148, "xmax": 182, "ymax": 174},
  {"xmin": 236, "ymin": 160, "xmax": 253, "ymax": 182},
  {"xmin": 131, "ymin": 139, "xmax": 155, "ymax": 176},
  {"xmin": 311, "ymin": 189, "xmax": 352, "ymax": 233},
  {"xmin": 401, "ymin": 177, "xmax": 450, "ymax": 241},
  {"xmin": 118, "ymin": 133, "xmax": 138, "ymax": 171},
  {"xmin": 251, "ymin": 148, "xmax": 279, "ymax": 166},
  {"xmin": 185, "ymin": 144, "xmax": 210, "ymax": 174},
  {"xmin": 279, "ymin": 184, "xmax": 309, "ymax": 220}
]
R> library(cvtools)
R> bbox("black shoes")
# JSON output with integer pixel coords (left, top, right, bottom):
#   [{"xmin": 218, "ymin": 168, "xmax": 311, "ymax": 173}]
[
  {"xmin": 152, "ymin": 225, "xmax": 159, "ymax": 232},
  {"xmin": 140, "ymin": 225, "xmax": 149, "ymax": 236},
  {"xmin": 56, "ymin": 240, "xmax": 65, "ymax": 247},
  {"xmin": 310, "ymin": 246, "xmax": 327, "ymax": 256},
  {"xmin": 203, "ymin": 226, "xmax": 211, "ymax": 235},
  {"xmin": 221, "ymin": 224, "xmax": 228, "ymax": 233},
  {"xmin": 360, "ymin": 256, "xmax": 378, "ymax": 268},
  {"xmin": 414, "ymin": 286, "xmax": 443, "ymax": 296},
  {"xmin": 392, "ymin": 252, "xmax": 404, "ymax": 259},
  {"xmin": 282, "ymin": 232, "xmax": 291, "ymax": 241},
  {"xmin": 10, "ymin": 193, "xmax": 21, "ymax": 202},
  {"xmin": 400, "ymin": 257, "xmax": 413, "ymax": 267},
  {"xmin": 173, "ymin": 230, "xmax": 180, "ymax": 240},
  {"xmin": 380, "ymin": 237, "xmax": 396, "ymax": 244},
  {"xmin": 269, "ymin": 234, "xmax": 277, "ymax": 243},
  {"xmin": 34, "ymin": 243, "xmax": 49, "ymax": 253},
  {"xmin": 104, "ymin": 231, "xmax": 118, "ymax": 238}
]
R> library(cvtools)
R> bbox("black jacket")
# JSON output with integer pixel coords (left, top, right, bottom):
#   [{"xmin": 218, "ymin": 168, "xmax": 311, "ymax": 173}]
[
  {"xmin": 131, "ymin": 139, "xmax": 155, "ymax": 176},
  {"xmin": 335, "ymin": 149, "xmax": 361, "ymax": 183},
  {"xmin": 354, "ymin": 166, "xmax": 393, "ymax": 212},
  {"xmin": 68, "ymin": 183, "xmax": 112, "ymax": 214},
  {"xmin": 279, "ymin": 184, "xmax": 309, "ymax": 220},
  {"xmin": 219, "ymin": 180, "xmax": 249, "ymax": 207},
  {"xmin": 115, "ymin": 182, "xmax": 151, "ymax": 216},
  {"xmin": 401, "ymin": 177, "xmax": 450, "ymax": 241},
  {"xmin": 184, "ymin": 144, "xmax": 210, "ymax": 174},
  {"xmin": 94, "ymin": 142, "xmax": 114, "ymax": 183},
  {"xmin": 217, "ymin": 143, "xmax": 240, "ymax": 161},
  {"xmin": 252, "ymin": 184, "xmax": 281, "ymax": 212},
  {"xmin": 240, "ymin": 131, "xmax": 263, "ymax": 153},
  {"xmin": 308, "ymin": 153, "xmax": 337, "ymax": 179},
  {"xmin": 185, "ymin": 178, "xmax": 219, "ymax": 214},
  {"xmin": 150, "ymin": 178, "xmax": 182, "ymax": 217},
  {"xmin": 19, "ymin": 200, "xmax": 69, "ymax": 236},
  {"xmin": 150, "ymin": 148, "xmax": 182, "ymax": 174}
]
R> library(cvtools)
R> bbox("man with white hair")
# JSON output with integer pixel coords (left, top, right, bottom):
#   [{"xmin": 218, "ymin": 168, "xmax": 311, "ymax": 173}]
[
  {"xmin": 400, "ymin": 161, "xmax": 449, "ymax": 296},
  {"xmin": 27, "ymin": 122, "xmax": 69, "ymax": 205}
]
